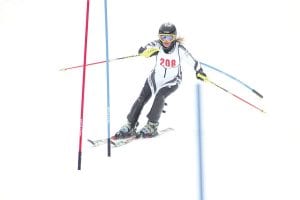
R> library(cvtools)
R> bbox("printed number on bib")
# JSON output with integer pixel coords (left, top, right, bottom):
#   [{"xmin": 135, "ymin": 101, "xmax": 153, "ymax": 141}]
[{"xmin": 160, "ymin": 58, "xmax": 176, "ymax": 68}]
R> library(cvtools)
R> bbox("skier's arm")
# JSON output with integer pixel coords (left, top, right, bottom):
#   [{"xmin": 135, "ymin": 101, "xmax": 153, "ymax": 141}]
[
  {"xmin": 138, "ymin": 40, "xmax": 160, "ymax": 58},
  {"xmin": 178, "ymin": 44, "xmax": 207, "ymax": 81}
]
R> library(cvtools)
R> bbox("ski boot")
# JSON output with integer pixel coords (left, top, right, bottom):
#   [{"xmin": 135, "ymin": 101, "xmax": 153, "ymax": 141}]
[
  {"xmin": 137, "ymin": 121, "xmax": 159, "ymax": 138},
  {"xmin": 114, "ymin": 121, "xmax": 139, "ymax": 139}
]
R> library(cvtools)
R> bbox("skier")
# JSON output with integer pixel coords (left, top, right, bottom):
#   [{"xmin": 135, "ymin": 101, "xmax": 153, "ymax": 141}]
[{"xmin": 115, "ymin": 22, "xmax": 207, "ymax": 139}]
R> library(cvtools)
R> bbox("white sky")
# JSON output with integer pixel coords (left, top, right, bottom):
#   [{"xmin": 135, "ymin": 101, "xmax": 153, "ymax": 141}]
[{"xmin": 1, "ymin": 0, "xmax": 300, "ymax": 200}]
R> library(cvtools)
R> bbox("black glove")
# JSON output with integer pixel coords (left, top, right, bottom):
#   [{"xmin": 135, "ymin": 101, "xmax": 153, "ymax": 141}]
[
  {"xmin": 196, "ymin": 68, "xmax": 207, "ymax": 81},
  {"xmin": 138, "ymin": 46, "xmax": 146, "ymax": 54}
]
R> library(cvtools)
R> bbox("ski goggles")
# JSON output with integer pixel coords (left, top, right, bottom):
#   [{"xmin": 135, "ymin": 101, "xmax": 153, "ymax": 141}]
[{"xmin": 159, "ymin": 34, "xmax": 176, "ymax": 42}]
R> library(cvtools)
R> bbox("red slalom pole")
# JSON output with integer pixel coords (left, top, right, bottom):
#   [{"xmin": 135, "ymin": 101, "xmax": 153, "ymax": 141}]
[{"xmin": 77, "ymin": 0, "xmax": 90, "ymax": 170}]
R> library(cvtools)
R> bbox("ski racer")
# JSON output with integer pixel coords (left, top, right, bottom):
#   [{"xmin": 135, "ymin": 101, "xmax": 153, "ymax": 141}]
[{"xmin": 115, "ymin": 22, "xmax": 207, "ymax": 139}]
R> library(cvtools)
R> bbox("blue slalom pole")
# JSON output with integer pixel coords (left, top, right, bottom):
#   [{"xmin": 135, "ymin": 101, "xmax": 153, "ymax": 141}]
[
  {"xmin": 200, "ymin": 62, "xmax": 263, "ymax": 99},
  {"xmin": 103, "ymin": 0, "xmax": 111, "ymax": 157},
  {"xmin": 195, "ymin": 83, "xmax": 204, "ymax": 200}
]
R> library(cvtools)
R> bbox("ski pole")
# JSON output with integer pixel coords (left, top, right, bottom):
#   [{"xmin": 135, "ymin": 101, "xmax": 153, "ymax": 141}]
[
  {"xmin": 61, "ymin": 57, "xmax": 263, "ymax": 99},
  {"xmin": 197, "ymin": 74, "xmax": 265, "ymax": 113},
  {"xmin": 60, "ymin": 54, "xmax": 139, "ymax": 71},
  {"xmin": 199, "ymin": 62, "xmax": 263, "ymax": 99}
]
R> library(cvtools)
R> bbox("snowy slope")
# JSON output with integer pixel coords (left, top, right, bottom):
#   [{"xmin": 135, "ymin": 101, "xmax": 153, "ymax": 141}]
[{"xmin": 1, "ymin": 0, "xmax": 300, "ymax": 200}]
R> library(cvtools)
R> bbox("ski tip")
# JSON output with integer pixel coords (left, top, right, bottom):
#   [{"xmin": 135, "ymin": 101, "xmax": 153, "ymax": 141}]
[
  {"xmin": 161, "ymin": 127, "xmax": 175, "ymax": 132},
  {"xmin": 87, "ymin": 139, "xmax": 96, "ymax": 146}
]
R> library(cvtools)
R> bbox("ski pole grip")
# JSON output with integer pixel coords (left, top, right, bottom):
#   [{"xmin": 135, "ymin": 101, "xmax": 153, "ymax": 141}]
[{"xmin": 197, "ymin": 73, "xmax": 208, "ymax": 81}]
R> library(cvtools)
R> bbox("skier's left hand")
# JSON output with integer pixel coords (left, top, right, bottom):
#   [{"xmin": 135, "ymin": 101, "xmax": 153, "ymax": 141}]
[{"xmin": 196, "ymin": 68, "xmax": 207, "ymax": 81}]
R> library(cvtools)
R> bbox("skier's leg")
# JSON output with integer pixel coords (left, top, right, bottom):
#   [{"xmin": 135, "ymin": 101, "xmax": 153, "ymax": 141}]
[
  {"xmin": 115, "ymin": 80, "xmax": 152, "ymax": 138},
  {"xmin": 127, "ymin": 80, "xmax": 152, "ymax": 123},
  {"xmin": 147, "ymin": 84, "xmax": 178, "ymax": 122},
  {"xmin": 139, "ymin": 84, "xmax": 178, "ymax": 137}
]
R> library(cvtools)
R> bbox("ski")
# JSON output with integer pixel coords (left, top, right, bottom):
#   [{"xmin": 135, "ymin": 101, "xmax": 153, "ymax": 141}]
[{"xmin": 87, "ymin": 128, "xmax": 174, "ymax": 148}]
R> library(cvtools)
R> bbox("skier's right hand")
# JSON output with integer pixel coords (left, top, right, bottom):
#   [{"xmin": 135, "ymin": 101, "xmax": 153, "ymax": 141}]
[{"xmin": 139, "ymin": 47, "xmax": 159, "ymax": 58}]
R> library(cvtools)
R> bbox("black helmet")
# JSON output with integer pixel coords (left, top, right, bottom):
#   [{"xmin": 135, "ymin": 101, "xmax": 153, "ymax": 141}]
[
  {"xmin": 158, "ymin": 22, "xmax": 177, "ymax": 53},
  {"xmin": 158, "ymin": 22, "xmax": 177, "ymax": 35}
]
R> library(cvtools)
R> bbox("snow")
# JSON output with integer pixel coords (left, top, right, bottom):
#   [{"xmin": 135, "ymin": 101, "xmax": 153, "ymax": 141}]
[{"xmin": 1, "ymin": 0, "xmax": 300, "ymax": 200}]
